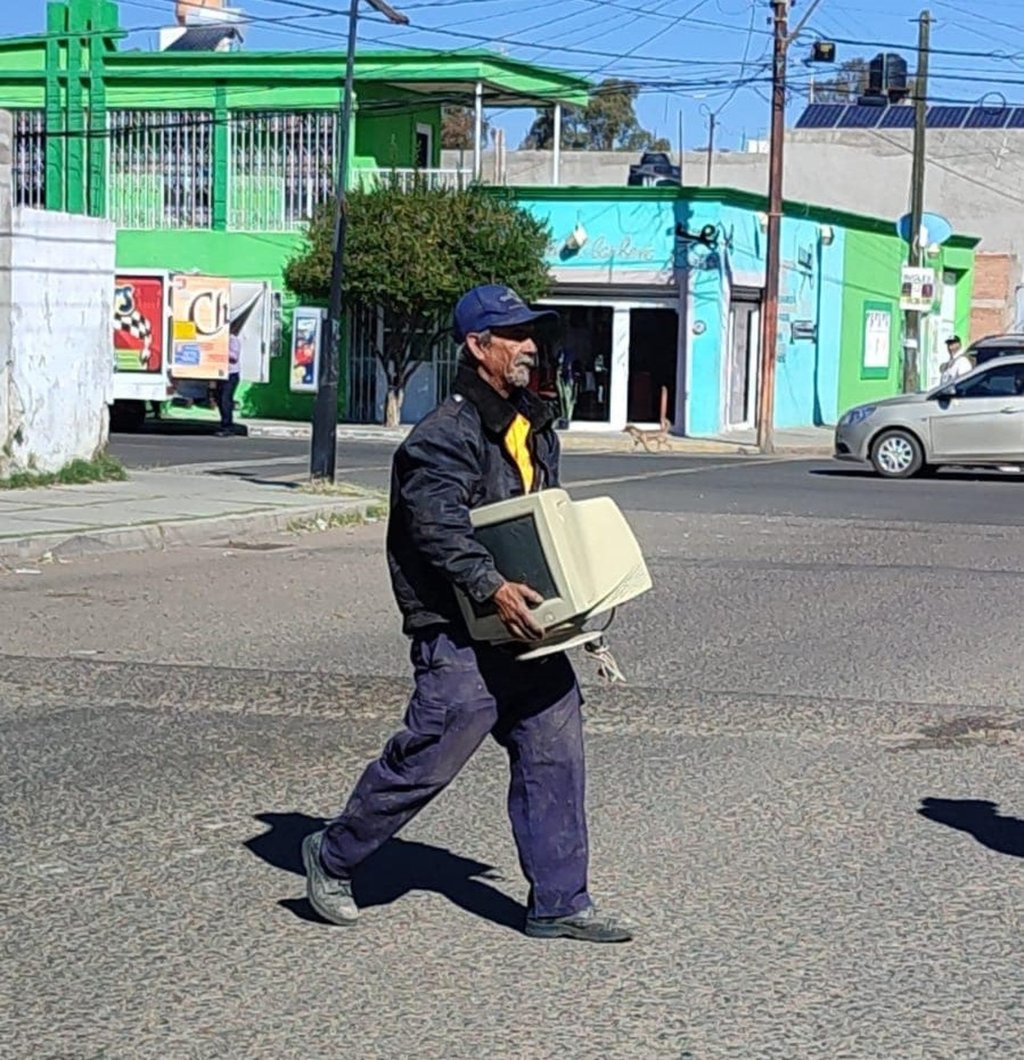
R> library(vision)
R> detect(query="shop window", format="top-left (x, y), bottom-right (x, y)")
top-left (536, 305), bottom-right (614, 424)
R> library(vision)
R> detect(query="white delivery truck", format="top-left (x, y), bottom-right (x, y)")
top-left (111, 269), bottom-right (280, 431)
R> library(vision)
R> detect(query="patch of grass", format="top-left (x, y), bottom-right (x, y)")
top-left (287, 502), bottom-right (388, 535)
top-left (0, 451), bottom-right (127, 491)
top-left (298, 478), bottom-right (383, 499)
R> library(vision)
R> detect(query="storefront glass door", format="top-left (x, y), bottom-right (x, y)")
top-left (536, 304), bottom-right (614, 423)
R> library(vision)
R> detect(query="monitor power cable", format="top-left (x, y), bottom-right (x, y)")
top-left (583, 609), bottom-right (627, 685)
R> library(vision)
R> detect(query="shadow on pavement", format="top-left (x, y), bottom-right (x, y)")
top-left (206, 469), bottom-right (301, 489)
top-left (245, 811), bottom-right (526, 931)
top-left (918, 797), bottom-right (1024, 858)
top-left (111, 419), bottom-right (247, 437)
top-left (811, 468), bottom-right (1023, 483)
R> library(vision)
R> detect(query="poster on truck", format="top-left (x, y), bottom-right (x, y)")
top-left (113, 275), bottom-right (166, 373)
top-left (170, 274), bottom-right (231, 380)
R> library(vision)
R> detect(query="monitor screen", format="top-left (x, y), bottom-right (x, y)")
top-left (470, 514), bottom-right (559, 617)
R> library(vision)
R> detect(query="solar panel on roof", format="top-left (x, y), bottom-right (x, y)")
top-left (795, 104), bottom-right (846, 129)
top-left (964, 106), bottom-right (1011, 129)
top-left (837, 103), bottom-right (884, 128)
top-left (1006, 107), bottom-right (1024, 129)
top-left (927, 105), bottom-right (969, 128)
top-left (879, 106), bottom-right (915, 128)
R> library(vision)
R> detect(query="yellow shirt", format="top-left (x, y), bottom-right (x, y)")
top-left (503, 413), bottom-right (535, 493)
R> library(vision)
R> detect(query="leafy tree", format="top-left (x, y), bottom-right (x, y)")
top-left (442, 105), bottom-right (490, 150)
top-left (812, 58), bottom-right (869, 102)
top-left (522, 78), bottom-right (671, 152)
top-left (284, 182), bottom-right (552, 426)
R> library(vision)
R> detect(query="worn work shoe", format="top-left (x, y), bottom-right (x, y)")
top-left (302, 830), bottom-right (359, 925)
top-left (524, 904), bottom-right (633, 943)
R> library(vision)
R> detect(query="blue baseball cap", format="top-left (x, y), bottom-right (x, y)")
top-left (452, 284), bottom-right (557, 343)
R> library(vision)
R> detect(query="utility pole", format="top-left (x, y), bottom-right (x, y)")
top-left (902, 9), bottom-right (931, 395)
top-left (309, 0), bottom-right (408, 482)
top-left (705, 111), bottom-right (716, 186)
top-left (678, 111), bottom-right (684, 182)
top-left (756, 0), bottom-right (821, 454)
top-left (756, 0), bottom-right (788, 454)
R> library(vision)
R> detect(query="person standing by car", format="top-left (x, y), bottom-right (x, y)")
top-left (939, 335), bottom-right (973, 386)
top-left (215, 332), bottom-right (241, 437)
top-left (301, 284), bottom-right (633, 944)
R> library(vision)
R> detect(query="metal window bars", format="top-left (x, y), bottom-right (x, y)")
top-left (107, 110), bottom-right (213, 229)
top-left (363, 167), bottom-right (473, 193)
top-left (13, 111), bottom-right (46, 209)
top-left (228, 111), bottom-right (337, 231)
top-left (346, 306), bottom-right (457, 423)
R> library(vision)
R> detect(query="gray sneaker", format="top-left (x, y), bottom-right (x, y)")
top-left (302, 829), bottom-right (359, 925)
top-left (524, 904), bottom-right (633, 943)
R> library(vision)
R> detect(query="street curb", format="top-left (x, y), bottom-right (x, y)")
top-left (246, 423), bottom-right (407, 443)
top-left (243, 421), bottom-right (832, 458)
top-left (0, 498), bottom-right (382, 565)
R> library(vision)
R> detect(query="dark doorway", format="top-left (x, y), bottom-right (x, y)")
top-left (628, 307), bottom-right (678, 423)
top-left (415, 126), bottom-right (432, 170)
top-left (725, 299), bottom-right (760, 430)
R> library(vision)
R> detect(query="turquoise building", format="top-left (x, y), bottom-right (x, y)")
top-left (505, 186), bottom-right (977, 437)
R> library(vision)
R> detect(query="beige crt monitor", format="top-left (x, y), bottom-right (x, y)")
top-left (454, 489), bottom-right (652, 660)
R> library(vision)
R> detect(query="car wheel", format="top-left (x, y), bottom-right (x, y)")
top-left (871, 429), bottom-right (924, 478)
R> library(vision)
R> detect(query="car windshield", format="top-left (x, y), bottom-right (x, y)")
top-left (974, 345), bottom-right (1024, 363)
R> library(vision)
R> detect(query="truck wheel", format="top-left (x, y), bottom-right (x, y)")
top-left (110, 400), bottom-right (146, 433)
top-left (870, 429), bottom-right (923, 479)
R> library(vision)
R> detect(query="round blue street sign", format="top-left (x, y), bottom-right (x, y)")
top-left (897, 212), bottom-right (953, 247)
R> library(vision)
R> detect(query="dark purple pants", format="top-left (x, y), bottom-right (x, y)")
top-left (320, 629), bottom-right (591, 919)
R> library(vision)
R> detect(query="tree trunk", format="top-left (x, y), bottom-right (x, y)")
top-left (384, 387), bottom-right (404, 428)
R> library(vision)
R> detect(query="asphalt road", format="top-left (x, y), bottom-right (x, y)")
top-left (111, 429), bottom-right (1024, 526)
top-left (5, 431), bottom-right (1024, 1056)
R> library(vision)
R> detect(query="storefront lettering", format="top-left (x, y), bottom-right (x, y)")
top-left (590, 235), bottom-right (657, 262)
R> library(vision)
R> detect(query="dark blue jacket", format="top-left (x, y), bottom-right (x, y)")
top-left (386, 363), bottom-right (561, 635)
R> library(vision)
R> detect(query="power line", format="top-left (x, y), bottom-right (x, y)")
top-left (21, 0), bottom-right (1024, 76)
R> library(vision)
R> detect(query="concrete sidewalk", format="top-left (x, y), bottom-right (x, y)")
top-left (0, 471), bottom-right (382, 564)
top-left (242, 418), bottom-right (834, 456)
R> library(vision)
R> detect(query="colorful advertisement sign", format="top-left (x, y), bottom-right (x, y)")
top-left (290, 307), bottom-right (325, 393)
top-left (171, 275), bottom-right (231, 380)
top-left (113, 275), bottom-right (166, 373)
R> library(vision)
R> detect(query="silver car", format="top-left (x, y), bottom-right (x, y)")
top-left (834, 354), bottom-right (1024, 478)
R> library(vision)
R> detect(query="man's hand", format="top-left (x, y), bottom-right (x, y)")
top-left (492, 581), bottom-right (545, 642)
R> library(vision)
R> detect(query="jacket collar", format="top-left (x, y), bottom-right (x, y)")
top-left (453, 363), bottom-right (554, 435)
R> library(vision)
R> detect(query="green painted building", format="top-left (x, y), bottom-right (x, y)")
top-left (0, 0), bottom-right (589, 420)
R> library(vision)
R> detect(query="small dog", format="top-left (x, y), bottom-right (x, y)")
top-left (622, 418), bottom-right (672, 453)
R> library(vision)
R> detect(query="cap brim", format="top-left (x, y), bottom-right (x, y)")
top-left (499, 306), bottom-right (559, 330)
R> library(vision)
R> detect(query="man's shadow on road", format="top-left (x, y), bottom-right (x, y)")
top-left (918, 797), bottom-right (1024, 858)
top-left (244, 812), bottom-right (526, 931)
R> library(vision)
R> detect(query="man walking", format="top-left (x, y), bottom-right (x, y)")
top-left (303, 284), bottom-right (632, 943)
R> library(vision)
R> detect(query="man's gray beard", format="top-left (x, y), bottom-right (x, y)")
top-left (506, 365), bottom-right (532, 389)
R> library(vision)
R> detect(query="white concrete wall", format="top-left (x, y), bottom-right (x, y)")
top-left (0, 111), bottom-right (13, 475)
top-left (0, 129), bottom-right (117, 476)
